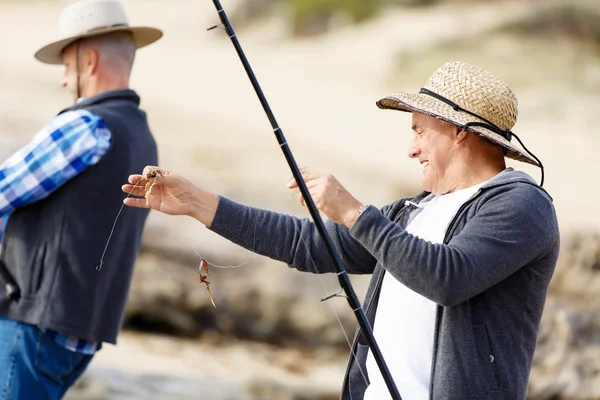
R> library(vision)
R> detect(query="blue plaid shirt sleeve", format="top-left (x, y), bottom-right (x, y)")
top-left (0, 110), bottom-right (111, 217)
top-left (0, 109), bottom-right (111, 354)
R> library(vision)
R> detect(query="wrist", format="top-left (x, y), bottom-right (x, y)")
top-left (344, 202), bottom-right (365, 230)
top-left (189, 188), bottom-right (219, 227)
top-left (358, 204), bottom-right (369, 216)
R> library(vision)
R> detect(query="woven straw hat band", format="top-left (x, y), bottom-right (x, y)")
top-left (418, 88), bottom-right (513, 142)
top-left (422, 62), bottom-right (519, 132)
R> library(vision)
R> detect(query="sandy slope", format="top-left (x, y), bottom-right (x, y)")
top-left (1, 0), bottom-right (598, 397)
top-left (64, 331), bottom-right (345, 400)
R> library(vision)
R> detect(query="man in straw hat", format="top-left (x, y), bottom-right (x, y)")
top-left (121, 61), bottom-right (559, 399)
top-left (0, 0), bottom-right (162, 398)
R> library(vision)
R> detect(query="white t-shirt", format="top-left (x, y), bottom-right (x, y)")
top-left (364, 182), bottom-right (486, 400)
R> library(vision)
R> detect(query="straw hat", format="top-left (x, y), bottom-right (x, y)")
top-left (376, 61), bottom-right (539, 166)
top-left (34, 0), bottom-right (163, 65)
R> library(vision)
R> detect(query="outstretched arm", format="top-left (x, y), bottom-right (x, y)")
top-left (208, 196), bottom-right (377, 274)
top-left (122, 167), bottom-right (378, 275)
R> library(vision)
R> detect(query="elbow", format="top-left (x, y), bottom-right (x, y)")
top-left (437, 296), bottom-right (465, 308)
top-left (431, 288), bottom-right (469, 308)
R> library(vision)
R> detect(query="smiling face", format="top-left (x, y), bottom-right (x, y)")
top-left (407, 112), bottom-right (463, 194)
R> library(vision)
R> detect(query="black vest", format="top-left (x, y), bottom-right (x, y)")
top-left (0, 90), bottom-right (157, 343)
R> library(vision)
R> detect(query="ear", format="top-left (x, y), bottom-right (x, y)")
top-left (83, 48), bottom-right (100, 75)
top-left (455, 128), bottom-right (469, 144)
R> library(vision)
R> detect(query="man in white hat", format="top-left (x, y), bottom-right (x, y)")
top-left (0, 1), bottom-right (162, 398)
top-left (121, 61), bottom-right (559, 399)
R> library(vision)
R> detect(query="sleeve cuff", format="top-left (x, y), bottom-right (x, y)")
top-left (207, 196), bottom-right (244, 239)
top-left (350, 205), bottom-right (379, 238)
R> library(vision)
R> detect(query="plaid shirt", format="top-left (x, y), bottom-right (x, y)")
top-left (0, 109), bottom-right (111, 355)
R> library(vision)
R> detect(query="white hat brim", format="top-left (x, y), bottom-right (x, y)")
top-left (376, 92), bottom-right (539, 167)
top-left (34, 26), bottom-right (163, 65)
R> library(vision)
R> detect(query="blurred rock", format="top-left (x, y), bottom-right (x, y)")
top-left (528, 233), bottom-right (600, 400)
top-left (124, 246), bottom-right (366, 349)
top-left (528, 298), bottom-right (600, 400)
top-left (65, 366), bottom-right (250, 400)
top-left (548, 231), bottom-right (600, 301)
top-left (125, 231), bottom-right (600, 400)
top-left (500, 1), bottom-right (600, 44)
top-left (245, 379), bottom-right (339, 400)
top-left (63, 332), bottom-right (346, 400)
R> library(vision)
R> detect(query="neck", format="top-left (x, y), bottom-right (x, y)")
top-left (443, 156), bottom-right (505, 194)
top-left (462, 162), bottom-right (504, 187)
top-left (84, 83), bottom-right (130, 99)
top-left (80, 71), bottom-right (130, 99)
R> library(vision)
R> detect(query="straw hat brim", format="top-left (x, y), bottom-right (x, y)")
top-left (376, 92), bottom-right (539, 166)
top-left (34, 26), bottom-right (163, 65)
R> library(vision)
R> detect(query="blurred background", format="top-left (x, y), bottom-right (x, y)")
top-left (1, 0), bottom-right (599, 399)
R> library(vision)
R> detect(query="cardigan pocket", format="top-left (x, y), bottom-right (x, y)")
top-left (473, 323), bottom-right (501, 392)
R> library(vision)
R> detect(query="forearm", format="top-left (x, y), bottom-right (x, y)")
top-left (208, 196), bottom-right (376, 274)
top-left (350, 199), bottom-right (556, 306)
top-left (188, 187), bottom-right (219, 227)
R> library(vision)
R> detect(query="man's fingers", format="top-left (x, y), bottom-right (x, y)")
top-left (121, 184), bottom-right (146, 197)
top-left (123, 197), bottom-right (150, 209)
top-left (300, 171), bottom-right (320, 182)
top-left (305, 180), bottom-right (320, 189)
top-left (128, 174), bottom-right (146, 185)
top-left (298, 188), bottom-right (321, 208)
top-left (132, 166), bottom-right (175, 188)
top-left (142, 165), bottom-right (169, 177)
top-left (287, 173), bottom-right (322, 189)
top-left (287, 179), bottom-right (298, 189)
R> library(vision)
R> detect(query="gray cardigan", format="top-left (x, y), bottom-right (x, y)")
top-left (209, 168), bottom-right (560, 399)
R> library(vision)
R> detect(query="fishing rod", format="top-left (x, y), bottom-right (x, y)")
top-left (207, 1), bottom-right (400, 398)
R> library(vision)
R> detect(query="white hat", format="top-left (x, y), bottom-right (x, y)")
top-left (34, 0), bottom-right (163, 65)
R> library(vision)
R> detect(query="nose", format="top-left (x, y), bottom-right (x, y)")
top-left (407, 140), bottom-right (420, 159)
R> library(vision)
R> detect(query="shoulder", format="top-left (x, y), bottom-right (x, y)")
top-left (39, 110), bottom-right (110, 141)
top-left (476, 178), bottom-right (559, 244)
top-left (52, 109), bottom-right (104, 128)
top-left (479, 170), bottom-right (555, 213)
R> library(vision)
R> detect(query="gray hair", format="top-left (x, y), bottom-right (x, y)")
top-left (79, 31), bottom-right (136, 72)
